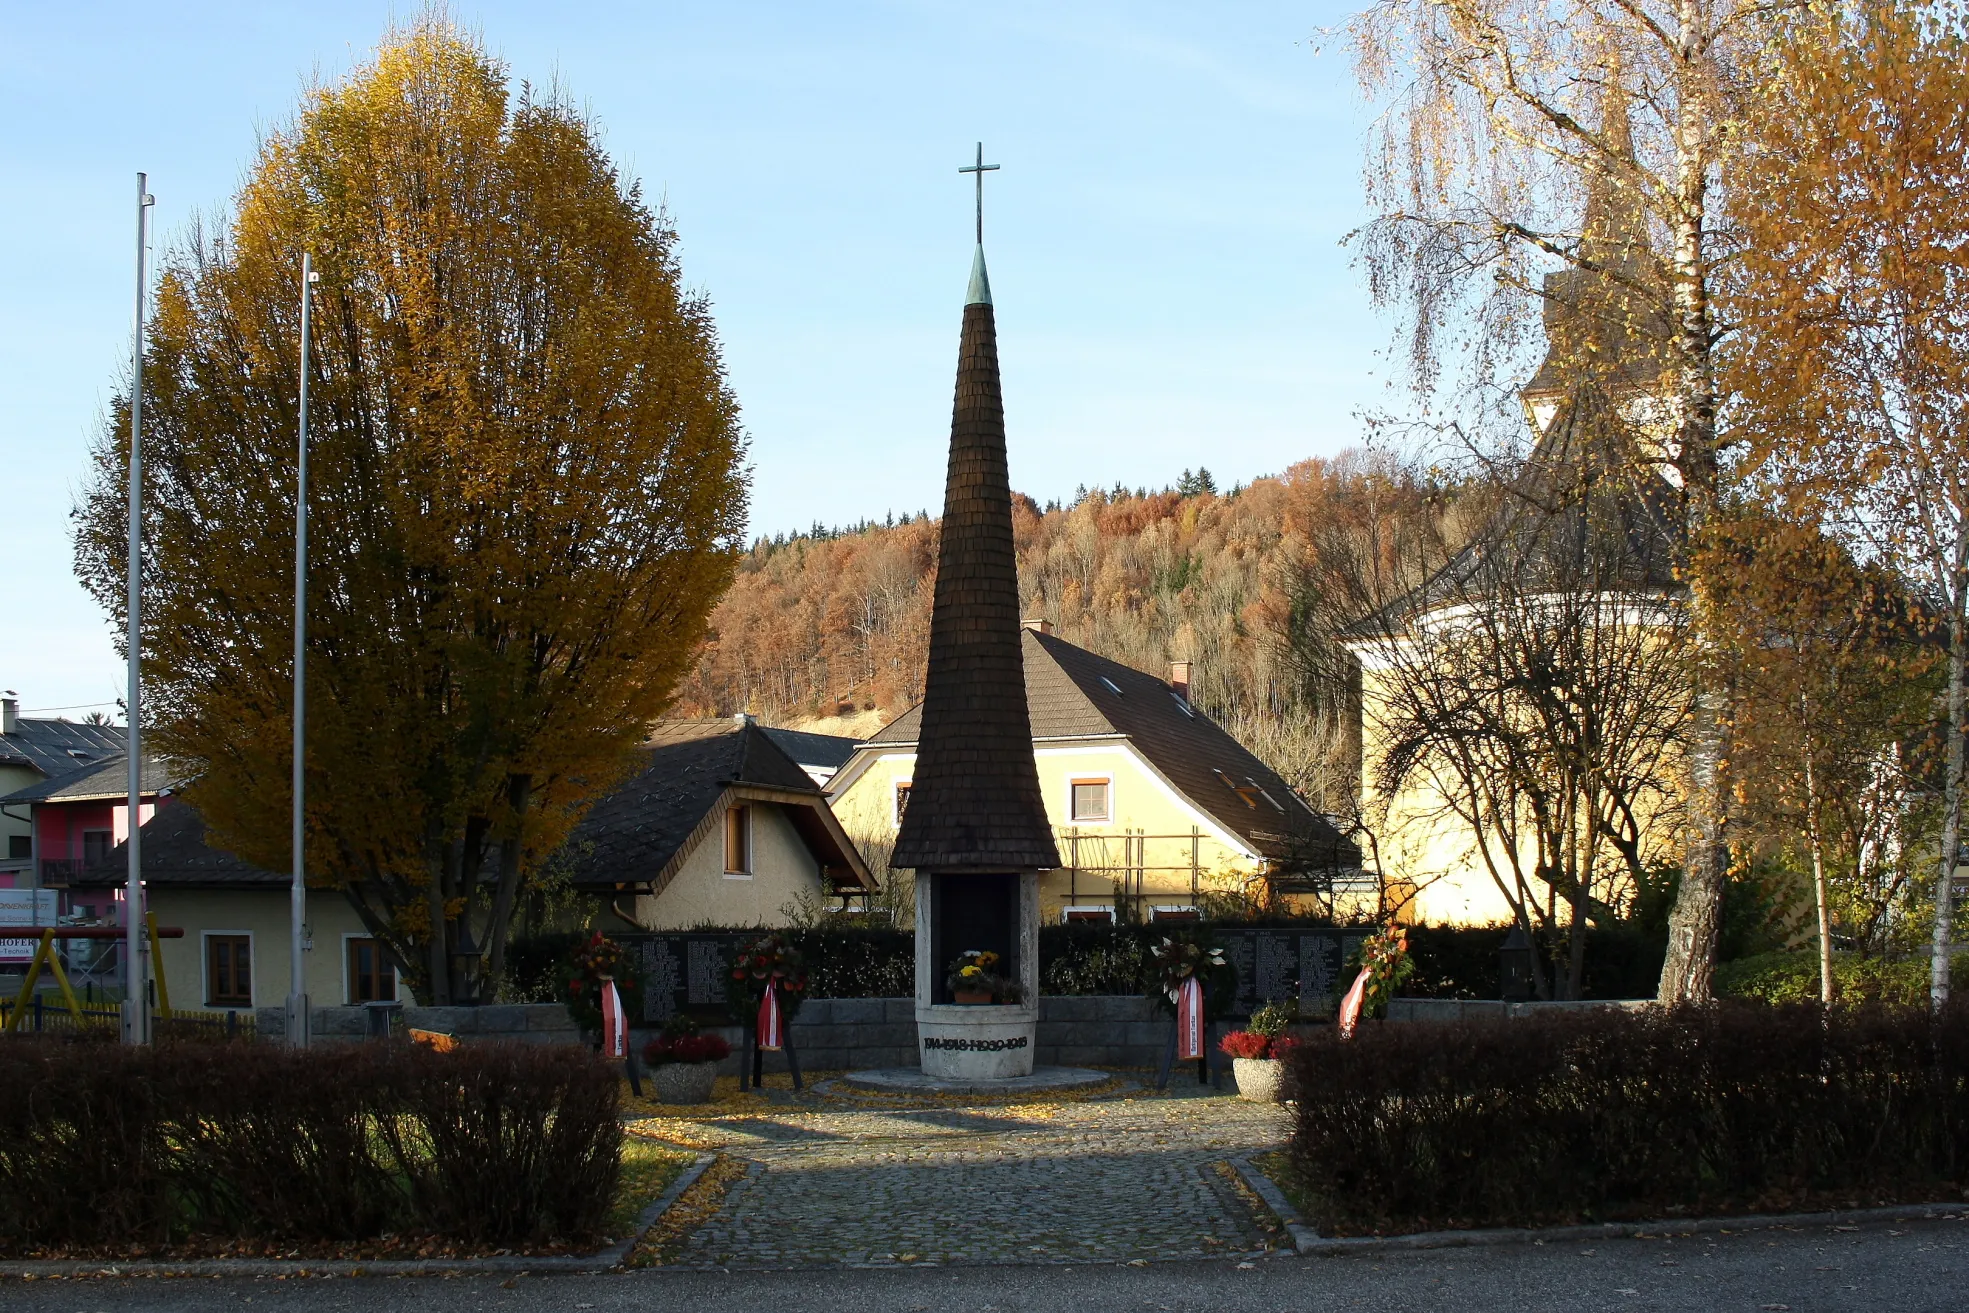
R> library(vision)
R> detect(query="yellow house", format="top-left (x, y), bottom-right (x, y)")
top-left (829, 623), bottom-right (1362, 922)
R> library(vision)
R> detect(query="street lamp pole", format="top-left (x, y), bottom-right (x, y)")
top-left (287, 251), bottom-right (317, 1049)
top-left (123, 173), bottom-right (155, 1048)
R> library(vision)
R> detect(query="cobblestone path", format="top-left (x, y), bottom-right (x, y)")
top-left (635, 1082), bottom-right (1292, 1269)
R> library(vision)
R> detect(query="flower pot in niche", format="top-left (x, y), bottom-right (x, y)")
top-left (953, 991), bottom-right (993, 1005)
top-left (1232, 1057), bottom-right (1284, 1104)
top-left (651, 1060), bottom-right (719, 1105)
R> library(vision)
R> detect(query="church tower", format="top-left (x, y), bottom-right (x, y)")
top-left (894, 147), bottom-right (1057, 1079)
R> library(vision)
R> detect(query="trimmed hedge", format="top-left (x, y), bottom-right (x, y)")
top-left (507, 921), bottom-right (1668, 1002)
top-left (0, 1038), bottom-right (620, 1252)
top-left (1285, 1003), bottom-right (1969, 1233)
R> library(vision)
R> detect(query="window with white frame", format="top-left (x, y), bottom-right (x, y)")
top-left (1069, 777), bottom-right (1111, 823)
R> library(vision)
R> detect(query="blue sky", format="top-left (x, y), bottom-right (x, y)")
top-left (0, 1), bottom-right (1384, 718)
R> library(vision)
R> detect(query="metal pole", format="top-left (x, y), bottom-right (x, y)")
top-left (288, 252), bottom-right (316, 1048)
top-left (123, 173), bottom-right (155, 1048)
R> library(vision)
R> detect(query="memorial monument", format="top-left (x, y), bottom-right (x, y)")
top-left (889, 146), bottom-right (1061, 1081)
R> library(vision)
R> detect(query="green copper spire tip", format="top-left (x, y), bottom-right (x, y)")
top-left (966, 244), bottom-right (992, 307)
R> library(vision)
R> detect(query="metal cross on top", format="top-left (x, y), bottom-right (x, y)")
top-left (959, 142), bottom-right (999, 245)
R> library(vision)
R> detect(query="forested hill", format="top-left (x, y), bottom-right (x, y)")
top-left (674, 454), bottom-right (1426, 807)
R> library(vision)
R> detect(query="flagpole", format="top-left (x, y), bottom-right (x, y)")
top-left (288, 252), bottom-right (316, 1049)
top-left (123, 173), bottom-right (155, 1047)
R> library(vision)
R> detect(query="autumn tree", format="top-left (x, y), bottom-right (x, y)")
top-left (1348, 0), bottom-right (1783, 1000)
top-left (1724, 0), bottom-right (1969, 1007)
top-left (1696, 509), bottom-right (1941, 1001)
top-left (74, 20), bottom-right (748, 1003)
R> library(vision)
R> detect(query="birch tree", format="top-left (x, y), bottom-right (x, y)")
top-left (1348, 0), bottom-right (1783, 999)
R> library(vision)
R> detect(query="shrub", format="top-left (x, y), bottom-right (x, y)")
top-left (0, 1037), bottom-right (620, 1253)
top-left (1219, 1030), bottom-right (1271, 1059)
top-left (1285, 1002), bottom-right (1969, 1233)
top-left (1716, 949), bottom-right (1965, 1006)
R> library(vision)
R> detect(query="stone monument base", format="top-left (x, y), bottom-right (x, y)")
top-left (842, 1065), bottom-right (1112, 1096)
top-left (916, 1002), bottom-right (1036, 1079)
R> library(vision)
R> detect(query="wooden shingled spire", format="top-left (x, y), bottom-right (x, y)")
top-left (891, 247), bottom-right (1060, 873)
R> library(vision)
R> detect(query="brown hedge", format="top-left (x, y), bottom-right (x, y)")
top-left (1285, 1002), bottom-right (1969, 1232)
top-left (0, 1039), bottom-right (620, 1252)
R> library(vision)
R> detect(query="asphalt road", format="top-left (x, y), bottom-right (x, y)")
top-left (7, 1214), bottom-right (1965, 1313)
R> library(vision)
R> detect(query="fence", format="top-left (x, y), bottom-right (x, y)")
top-left (1053, 828), bottom-right (1381, 919)
top-left (0, 995), bottom-right (255, 1041)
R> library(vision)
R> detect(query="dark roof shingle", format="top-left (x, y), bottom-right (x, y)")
top-left (872, 629), bottom-right (1360, 869)
top-left (889, 257), bottom-right (1060, 873)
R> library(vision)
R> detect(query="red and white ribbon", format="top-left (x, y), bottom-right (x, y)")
top-left (601, 979), bottom-right (627, 1059)
top-left (1338, 967), bottom-right (1372, 1039)
top-left (1175, 976), bottom-right (1205, 1060)
top-left (757, 980), bottom-right (784, 1051)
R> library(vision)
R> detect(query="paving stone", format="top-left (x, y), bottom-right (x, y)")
top-left (650, 1083), bottom-right (1288, 1269)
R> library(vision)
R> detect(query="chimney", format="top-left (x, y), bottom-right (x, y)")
top-left (732, 712), bottom-right (755, 727)
top-left (2, 691), bottom-right (17, 736)
top-left (1021, 618), bottom-right (1053, 635)
top-left (1168, 662), bottom-right (1192, 702)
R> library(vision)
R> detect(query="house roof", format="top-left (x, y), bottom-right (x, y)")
top-left (868, 628), bottom-right (1361, 870)
top-left (0, 716), bottom-right (125, 779)
top-left (73, 799), bottom-right (282, 888)
top-left (762, 727), bottom-right (862, 775)
top-left (890, 245), bottom-right (1060, 873)
top-left (76, 722), bottom-right (874, 896)
top-left (0, 753), bottom-right (176, 805)
top-left (558, 720), bottom-right (873, 894)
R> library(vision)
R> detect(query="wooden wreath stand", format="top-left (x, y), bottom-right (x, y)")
top-left (1153, 980), bottom-right (1219, 1091)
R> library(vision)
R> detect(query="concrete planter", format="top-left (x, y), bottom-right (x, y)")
top-left (650, 1060), bottom-right (720, 1104)
top-left (916, 1003), bottom-right (1037, 1079)
top-left (1233, 1056), bottom-right (1284, 1103)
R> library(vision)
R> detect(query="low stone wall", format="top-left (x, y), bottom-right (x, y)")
top-left (256, 996), bottom-right (1185, 1072)
top-left (724, 995), bottom-right (1177, 1077)
top-left (1386, 998), bottom-right (1652, 1024)
top-left (255, 1003), bottom-right (582, 1044)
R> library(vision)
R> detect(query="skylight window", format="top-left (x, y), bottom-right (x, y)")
top-left (1099, 677), bottom-right (1123, 696)
top-left (1170, 693), bottom-right (1194, 718)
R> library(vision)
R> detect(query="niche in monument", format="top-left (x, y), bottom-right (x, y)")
top-left (928, 873), bottom-right (1019, 1003)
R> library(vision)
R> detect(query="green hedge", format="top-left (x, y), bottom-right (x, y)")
top-left (0, 1038), bottom-right (620, 1252)
top-left (1717, 949), bottom-right (1964, 1006)
top-left (1286, 1002), bottom-right (1969, 1233)
top-left (506, 921), bottom-right (1668, 1003)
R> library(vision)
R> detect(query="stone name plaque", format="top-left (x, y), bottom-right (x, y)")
top-left (624, 933), bottom-right (742, 1022)
top-left (1216, 929), bottom-right (1366, 1017)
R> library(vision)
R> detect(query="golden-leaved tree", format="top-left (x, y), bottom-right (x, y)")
top-left (1725, 0), bottom-right (1969, 1008)
top-left (73, 20), bottom-right (748, 1003)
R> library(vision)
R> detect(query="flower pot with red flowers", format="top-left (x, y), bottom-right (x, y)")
top-left (643, 1017), bottom-right (733, 1104)
top-left (1219, 1000), bottom-right (1299, 1103)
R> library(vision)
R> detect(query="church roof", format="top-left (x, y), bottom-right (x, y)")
top-left (890, 246), bottom-right (1060, 873)
top-left (870, 628), bottom-right (1361, 870)
top-left (1352, 83), bottom-right (1683, 640)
